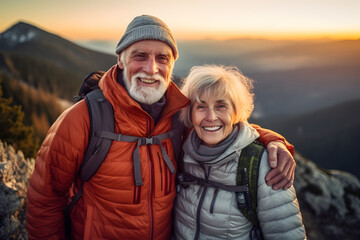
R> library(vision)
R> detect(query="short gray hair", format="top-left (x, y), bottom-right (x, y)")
top-left (180, 65), bottom-right (254, 127)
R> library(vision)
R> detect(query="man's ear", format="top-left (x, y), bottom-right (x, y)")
top-left (117, 54), bottom-right (124, 69)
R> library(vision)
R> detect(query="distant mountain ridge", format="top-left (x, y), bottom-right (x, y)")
top-left (0, 21), bottom-right (40, 49)
top-left (0, 21), bottom-right (116, 147)
top-left (0, 21), bottom-right (116, 71)
top-left (0, 21), bottom-right (116, 99)
top-left (254, 98), bottom-right (360, 178)
top-left (174, 38), bottom-right (360, 118)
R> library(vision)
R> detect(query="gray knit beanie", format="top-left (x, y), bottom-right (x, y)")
top-left (115, 15), bottom-right (178, 60)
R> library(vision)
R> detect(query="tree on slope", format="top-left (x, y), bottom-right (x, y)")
top-left (0, 77), bottom-right (39, 158)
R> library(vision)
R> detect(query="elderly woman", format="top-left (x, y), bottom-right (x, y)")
top-left (173, 65), bottom-right (306, 240)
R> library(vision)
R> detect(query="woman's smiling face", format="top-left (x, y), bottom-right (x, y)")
top-left (191, 92), bottom-right (235, 147)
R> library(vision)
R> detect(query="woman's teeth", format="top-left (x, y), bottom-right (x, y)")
top-left (203, 126), bottom-right (221, 131)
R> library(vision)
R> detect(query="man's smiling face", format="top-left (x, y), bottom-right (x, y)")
top-left (118, 40), bottom-right (174, 104)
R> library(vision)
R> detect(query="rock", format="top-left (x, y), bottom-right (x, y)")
top-left (0, 140), bottom-right (35, 240)
top-left (294, 153), bottom-right (360, 239)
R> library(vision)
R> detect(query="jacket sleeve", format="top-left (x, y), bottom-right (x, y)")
top-left (26, 101), bottom-right (89, 239)
top-left (257, 151), bottom-right (307, 240)
top-left (251, 124), bottom-right (295, 155)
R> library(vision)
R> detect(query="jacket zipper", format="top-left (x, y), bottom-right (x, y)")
top-left (147, 120), bottom-right (154, 240)
top-left (194, 166), bottom-right (211, 240)
top-left (146, 107), bottom-right (181, 239)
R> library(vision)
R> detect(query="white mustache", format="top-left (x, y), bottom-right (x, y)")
top-left (133, 72), bottom-right (164, 82)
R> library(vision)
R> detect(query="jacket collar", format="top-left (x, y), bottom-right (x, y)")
top-left (99, 64), bottom-right (190, 125)
top-left (184, 122), bottom-right (260, 166)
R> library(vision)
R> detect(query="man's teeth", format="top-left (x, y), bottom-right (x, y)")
top-left (140, 78), bottom-right (156, 83)
top-left (203, 126), bottom-right (221, 131)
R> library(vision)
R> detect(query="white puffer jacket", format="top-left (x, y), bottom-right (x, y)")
top-left (173, 122), bottom-right (306, 240)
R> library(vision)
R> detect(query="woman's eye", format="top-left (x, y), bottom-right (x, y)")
top-left (195, 104), bottom-right (206, 110)
top-left (217, 104), bottom-right (227, 109)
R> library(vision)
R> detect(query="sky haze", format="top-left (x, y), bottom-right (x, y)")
top-left (1, 0), bottom-right (359, 41)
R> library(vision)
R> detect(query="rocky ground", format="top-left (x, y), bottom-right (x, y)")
top-left (0, 140), bottom-right (34, 239)
top-left (294, 153), bottom-right (360, 239)
top-left (1, 139), bottom-right (360, 239)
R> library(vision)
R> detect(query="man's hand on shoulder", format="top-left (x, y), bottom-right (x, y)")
top-left (265, 141), bottom-right (296, 190)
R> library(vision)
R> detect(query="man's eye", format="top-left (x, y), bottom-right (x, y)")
top-left (134, 54), bottom-right (146, 59)
top-left (157, 55), bottom-right (169, 63)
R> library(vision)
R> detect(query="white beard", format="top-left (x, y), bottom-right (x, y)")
top-left (122, 68), bottom-right (169, 104)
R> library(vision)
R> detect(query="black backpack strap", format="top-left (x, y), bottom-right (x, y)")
top-left (177, 170), bottom-right (250, 216)
top-left (64, 89), bottom-right (114, 237)
top-left (236, 141), bottom-right (265, 239)
top-left (80, 89), bottom-right (114, 181)
top-left (170, 111), bottom-right (185, 164)
top-left (178, 172), bottom-right (248, 193)
top-left (97, 130), bottom-right (176, 186)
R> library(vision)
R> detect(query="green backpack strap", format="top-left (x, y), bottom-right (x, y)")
top-left (236, 141), bottom-right (265, 227)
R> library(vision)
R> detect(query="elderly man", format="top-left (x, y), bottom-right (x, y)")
top-left (26, 15), bottom-right (295, 239)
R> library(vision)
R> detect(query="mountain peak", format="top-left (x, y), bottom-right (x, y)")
top-left (0, 21), bottom-right (44, 49)
top-left (9, 21), bottom-right (37, 29)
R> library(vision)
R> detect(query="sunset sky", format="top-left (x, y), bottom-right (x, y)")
top-left (1, 0), bottom-right (359, 41)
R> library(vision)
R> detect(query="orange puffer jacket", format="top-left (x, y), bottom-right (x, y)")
top-left (27, 65), bottom-right (190, 240)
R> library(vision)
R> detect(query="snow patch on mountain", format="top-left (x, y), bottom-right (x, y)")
top-left (0, 22), bottom-right (39, 49)
top-left (1, 30), bottom-right (36, 44)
